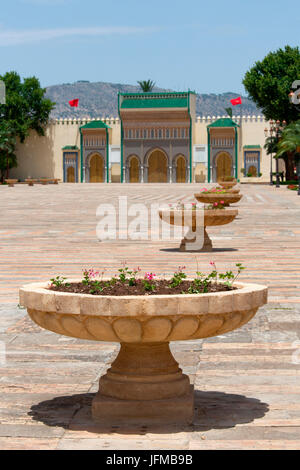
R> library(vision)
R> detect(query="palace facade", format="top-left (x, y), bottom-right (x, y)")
top-left (119, 92), bottom-right (195, 183)
top-left (11, 91), bottom-right (284, 183)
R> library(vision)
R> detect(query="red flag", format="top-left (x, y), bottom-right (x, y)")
top-left (69, 99), bottom-right (79, 107)
top-left (230, 97), bottom-right (242, 106)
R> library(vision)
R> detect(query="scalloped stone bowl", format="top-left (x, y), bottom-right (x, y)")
top-left (194, 192), bottom-right (243, 206)
top-left (159, 209), bottom-right (238, 252)
top-left (226, 188), bottom-right (240, 193)
top-left (20, 280), bottom-right (268, 425)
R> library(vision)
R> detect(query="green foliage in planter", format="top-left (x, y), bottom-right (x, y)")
top-left (279, 180), bottom-right (298, 185)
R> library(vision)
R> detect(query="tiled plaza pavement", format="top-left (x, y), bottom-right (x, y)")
top-left (0, 183), bottom-right (300, 450)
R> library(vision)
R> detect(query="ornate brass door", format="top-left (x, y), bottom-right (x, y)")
top-left (90, 154), bottom-right (104, 183)
top-left (129, 157), bottom-right (139, 183)
top-left (67, 166), bottom-right (75, 183)
top-left (216, 152), bottom-right (232, 181)
top-left (148, 150), bottom-right (167, 183)
top-left (248, 165), bottom-right (257, 176)
top-left (176, 156), bottom-right (186, 183)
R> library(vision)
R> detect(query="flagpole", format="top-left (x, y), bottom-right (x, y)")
top-left (239, 101), bottom-right (243, 151)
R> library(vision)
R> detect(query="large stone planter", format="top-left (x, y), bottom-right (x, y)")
top-left (20, 281), bottom-right (267, 425)
top-left (194, 192), bottom-right (243, 207)
top-left (159, 209), bottom-right (238, 252)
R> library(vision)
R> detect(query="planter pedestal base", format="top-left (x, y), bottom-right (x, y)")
top-left (92, 342), bottom-right (194, 425)
top-left (92, 387), bottom-right (194, 425)
top-left (179, 228), bottom-right (213, 252)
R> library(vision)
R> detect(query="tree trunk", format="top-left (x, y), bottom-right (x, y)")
top-left (284, 153), bottom-right (296, 181)
top-left (6, 152), bottom-right (9, 180)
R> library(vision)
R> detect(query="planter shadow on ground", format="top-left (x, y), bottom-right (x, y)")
top-left (160, 248), bottom-right (238, 253)
top-left (28, 390), bottom-right (269, 435)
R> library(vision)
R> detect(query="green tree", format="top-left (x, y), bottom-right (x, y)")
top-left (137, 80), bottom-right (156, 92)
top-left (0, 122), bottom-right (17, 183)
top-left (243, 46), bottom-right (300, 179)
top-left (0, 72), bottom-right (55, 179)
top-left (243, 46), bottom-right (300, 124)
top-left (0, 72), bottom-right (55, 142)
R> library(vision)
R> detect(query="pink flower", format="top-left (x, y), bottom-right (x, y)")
top-left (89, 269), bottom-right (99, 278)
top-left (144, 272), bottom-right (156, 281)
top-left (214, 202), bottom-right (218, 206)
top-left (220, 200), bottom-right (224, 204)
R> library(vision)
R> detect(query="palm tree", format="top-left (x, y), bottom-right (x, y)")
top-left (137, 80), bottom-right (156, 92)
top-left (276, 120), bottom-right (300, 156)
top-left (276, 120), bottom-right (300, 180)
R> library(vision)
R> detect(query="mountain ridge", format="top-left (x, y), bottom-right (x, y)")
top-left (45, 81), bottom-right (261, 118)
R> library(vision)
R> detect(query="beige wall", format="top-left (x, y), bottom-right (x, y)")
top-left (194, 115), bottom-right (270, 182)
top-left (11, 115), bottom-right (273, 182)
top-left (13, 120), bottom-right (81, 181)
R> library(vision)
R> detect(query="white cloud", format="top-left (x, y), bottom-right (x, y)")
top-left (0, 26), bottom-right (158, 46)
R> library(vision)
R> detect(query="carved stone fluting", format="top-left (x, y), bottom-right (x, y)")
top-left (27, 308), bottom-right (260, 342)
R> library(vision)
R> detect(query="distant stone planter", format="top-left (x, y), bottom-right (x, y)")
top-left (5, 179), bottom-right (18, 187)
top-left (225, 188), bottom-right (240, 194)
top-left (215, 187), bottom-right (240, 194)
top-left (39, 178), bottom-right (50, 185)
top-left (194, 192), bottom-right (243, 207)
top-left (20, 280), bottom-right (268, 426)
top-left (159, 208), bottom-right (238, 252)
top-left (39, 178), bottom-right (60, 185)
top-left (25, 179), bottom-right (38, 186)
top-left (218, 179), bottom-right (238, 190)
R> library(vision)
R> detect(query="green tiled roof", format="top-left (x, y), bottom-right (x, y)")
top-left (207, 118), bottom-right (239, 128)
top-left (80, 120), bottom-right (111, 130)
top-left (243, 145), bottom-right (261, 149)
top-left (120, 92), bottom-right (191, 110)
top-left (62, 145), bottom-right (79, 150)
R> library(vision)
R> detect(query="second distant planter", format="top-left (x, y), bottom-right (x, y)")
top-left (218, 180), bottom-right (237, 190)
top-left (159, 208), bottom-right (238, 252)
top-left (194, 192), bottom-right (243, 207)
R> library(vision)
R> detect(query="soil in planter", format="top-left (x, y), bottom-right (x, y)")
top-left (49, 280), bottom-right (236, 296)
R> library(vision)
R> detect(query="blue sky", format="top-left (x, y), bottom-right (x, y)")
top-left (0, 0), bottom-right (299, 94)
